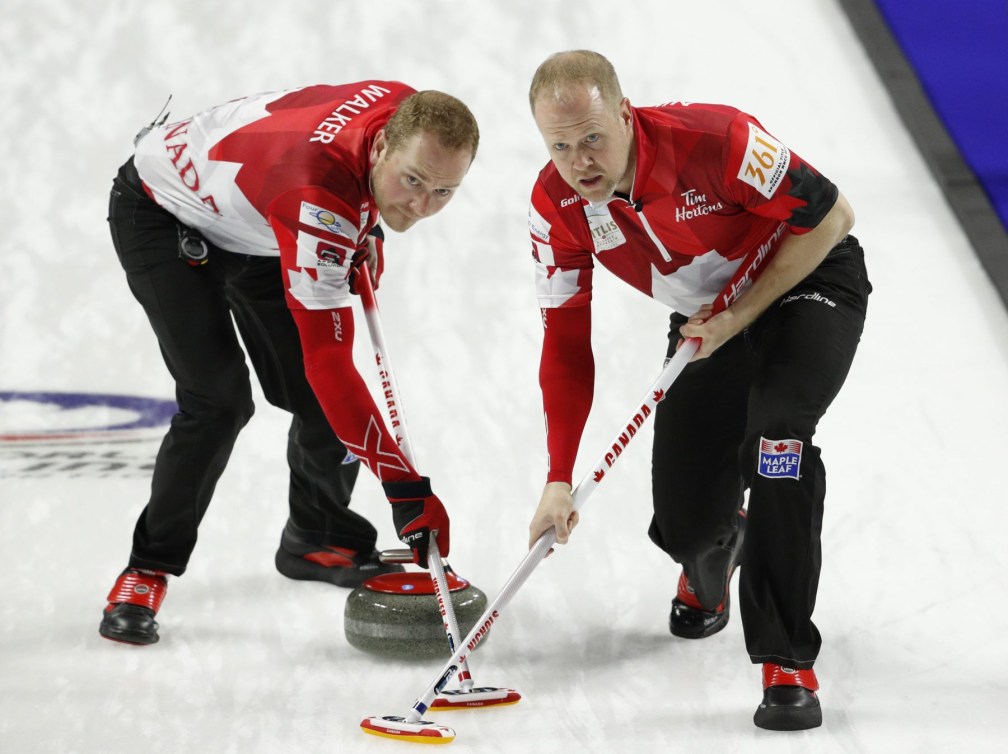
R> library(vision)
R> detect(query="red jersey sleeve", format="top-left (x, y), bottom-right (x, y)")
top-left (540, 305), bottom-right (594, 484)
top-left (529, 179), bottom-right (595, 310)
top-left (269, 184), bottom-right (374, 311)
top-left (529, 177), bottom-right (596, 484)
top-left (268, 187), bottom-right (417, 484)
top-left (288, 306), bottom-right (418, 483)
top-left (723, 113), bottom-right (838, 233)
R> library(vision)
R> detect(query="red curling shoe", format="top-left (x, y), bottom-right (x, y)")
top-left (753, 663), bottom-right (822, 730)
top-left (99, 568), bottom-right (168, 645)
top-left (274, 523), bottom-right (403, 588)
top-left (669, 510), bottom-right (746, 639)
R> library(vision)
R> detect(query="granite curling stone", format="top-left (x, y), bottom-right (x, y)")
top-left (344, 570), bottom-right (488, 659)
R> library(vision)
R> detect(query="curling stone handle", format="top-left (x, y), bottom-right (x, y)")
top-left (380, 548), bottom-right (451, 567)
top-left (378, 548), bottom-right (420, 564)
top-left (378, 548), bottom-right (414, 564)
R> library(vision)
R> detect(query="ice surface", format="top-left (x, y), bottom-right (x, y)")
top-left (2, 1), bottom-right (1006, 752)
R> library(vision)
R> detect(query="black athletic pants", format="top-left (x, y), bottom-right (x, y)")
top-left (107, 158), bottom-right (377, 576)
top-left (649, 236), bottom-right (871, 668)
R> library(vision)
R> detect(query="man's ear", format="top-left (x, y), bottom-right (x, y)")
top-left (370, 129), bottom-right (387, 165)
top-left (619, 98), bottom-right (633, 130)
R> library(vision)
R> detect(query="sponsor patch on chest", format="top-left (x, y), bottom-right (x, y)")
top-left (757, 437), bottom-right (802, 480)
top-left (675, 188), bottom-right (724, 222)
top-left (583, 202), bottom-right (626, 252)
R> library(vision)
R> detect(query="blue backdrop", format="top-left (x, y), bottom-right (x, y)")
top-left (875, 0), bottom-right (1008, 231)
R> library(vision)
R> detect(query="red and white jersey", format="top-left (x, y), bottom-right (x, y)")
top-left (134, 82), bottom-right (422, 484)
top-left (528, 102), bottom-right (838, 317)
top-left (529, 102), bottom-right (839, 484)
top-left (134, 81), bottom-right (412, 310)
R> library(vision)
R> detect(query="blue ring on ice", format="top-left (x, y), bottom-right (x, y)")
top-left (0, 391), bottom-right (177, 437)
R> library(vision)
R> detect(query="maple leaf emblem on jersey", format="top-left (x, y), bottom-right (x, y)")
top-left (593, 469), bottom-right (605, 482)
top-left (653, 389), bottom-right (665, 402)
top-left (775, 441), bottom-right (788, 453)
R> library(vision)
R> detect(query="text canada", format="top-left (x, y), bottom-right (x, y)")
top-left (602, 403), bottom-right (652, 467)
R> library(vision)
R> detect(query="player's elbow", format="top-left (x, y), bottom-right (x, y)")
top-left (831, 191), bottom-right (855, 237)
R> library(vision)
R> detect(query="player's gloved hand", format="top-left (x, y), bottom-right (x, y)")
top-left (382, 476), bottom-right (450, 566)
top-left (348, 225), bottom-right (385, 294)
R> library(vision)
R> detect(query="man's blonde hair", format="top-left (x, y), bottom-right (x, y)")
top-left (384, 90), bottom-right (479, 161)
top-left (528, 50), bottom-right (624, 113)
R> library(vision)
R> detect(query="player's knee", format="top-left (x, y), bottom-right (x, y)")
top-left (649, 505), bottom-right (726, 562)
top-left (179, 387), bottom-right (255, 435)
top-left (220, 398), bottom-right (255, 432)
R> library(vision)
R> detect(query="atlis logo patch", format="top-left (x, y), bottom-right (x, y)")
top-left (757, 437), bottom-right (802, 480)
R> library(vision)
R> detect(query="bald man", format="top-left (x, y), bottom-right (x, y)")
top-left (525, 50), bottom-right (870, 731)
